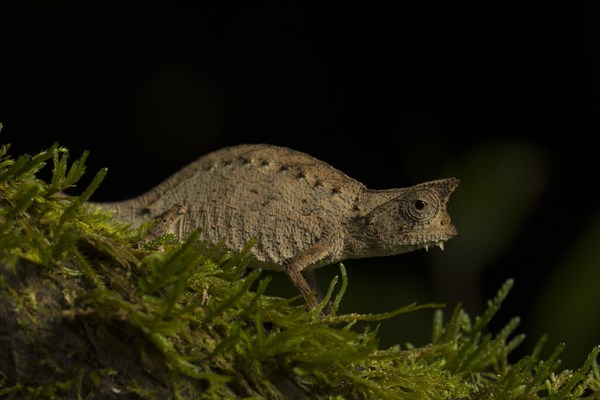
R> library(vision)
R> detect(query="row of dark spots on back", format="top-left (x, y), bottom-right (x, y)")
top-left (200, 155), bottom-right (344, 196)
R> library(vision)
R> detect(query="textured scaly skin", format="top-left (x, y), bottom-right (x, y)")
top-left (92, 144), bottom-right (459, 305)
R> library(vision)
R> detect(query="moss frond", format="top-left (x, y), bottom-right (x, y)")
top-left (1, 140), bottom-right (598, 399)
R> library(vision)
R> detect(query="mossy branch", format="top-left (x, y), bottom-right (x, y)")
top-left (1, 139), bottom-right (598, 399)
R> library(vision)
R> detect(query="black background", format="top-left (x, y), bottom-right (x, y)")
top-left (0, 2), bottom-right (596, 368)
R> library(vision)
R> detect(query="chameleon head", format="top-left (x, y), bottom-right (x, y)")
top-left (362, 178), bottom-right (459, 256)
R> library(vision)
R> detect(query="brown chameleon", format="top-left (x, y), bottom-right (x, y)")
top-left (93, 144), bottom-right (459, 307)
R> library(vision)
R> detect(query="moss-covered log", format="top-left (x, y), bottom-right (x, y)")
top-left (1, 135), bottom-right (598, 399)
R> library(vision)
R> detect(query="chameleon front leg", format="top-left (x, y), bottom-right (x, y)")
top-left (283, 233), bottom-right (340, 308)
top-left (283, 267), bottom-right (319, 308)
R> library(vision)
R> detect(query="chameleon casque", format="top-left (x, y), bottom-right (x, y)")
top-left (94, 144), bottom-right (459, 306)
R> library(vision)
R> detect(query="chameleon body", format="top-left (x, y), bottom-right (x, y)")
top-left (94, 144), bottom-right (459, 305)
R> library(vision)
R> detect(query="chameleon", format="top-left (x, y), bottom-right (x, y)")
top-left (92, 144), bottom-right (459, 307)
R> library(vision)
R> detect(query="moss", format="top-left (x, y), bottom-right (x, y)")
top-left (0, 131), bottom-right (598, 399)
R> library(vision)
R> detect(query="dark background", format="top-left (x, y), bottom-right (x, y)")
top-left (1, 2), bottom-right (596, 368)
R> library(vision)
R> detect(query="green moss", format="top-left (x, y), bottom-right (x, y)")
top-left (0, 132), bottom-right (598, 399)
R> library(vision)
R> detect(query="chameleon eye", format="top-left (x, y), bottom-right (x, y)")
top-left (414, 200), bottom-right (426, 210)
top-left (402, 190), bottom-right (439, 222)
